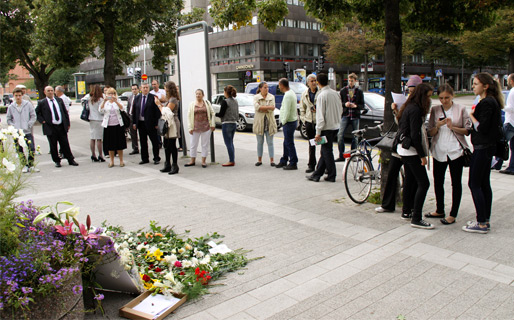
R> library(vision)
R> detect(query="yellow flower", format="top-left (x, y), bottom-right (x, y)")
top-left (153, 249), bottom-right (163, 261)
top-left (185, 244), bottom-right (192, 250)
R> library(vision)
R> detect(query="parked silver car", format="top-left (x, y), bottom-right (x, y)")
top-left (211, 93), bottom-right (281, 132)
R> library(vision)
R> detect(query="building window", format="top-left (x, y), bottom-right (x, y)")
top-left (300, 21), bottom-right (306, 29)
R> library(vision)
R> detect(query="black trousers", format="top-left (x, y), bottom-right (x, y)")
top-left (402, 155), bottom-right (430, 222)
top-left (129, 119), bottom-right (139, 151)
top-left (433, 156), bottom-right (464, 218)
top-left (312, 129), bottom-right (337, 180)
top-left (138, 121), bottom-right (161, 162)
top-left (305, 121), bottom-right (317, 169)
top-left (381, 156), bottom-right (404, 212)
top-left (468, 146), bottom-right (495, 223)
top-left (47, 124), bottom-right (74, 163)
top-left (164, 138), bottom-right (178, 165)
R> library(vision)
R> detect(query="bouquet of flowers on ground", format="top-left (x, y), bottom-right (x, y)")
top-left (104, 221), bottom-right (252, 300)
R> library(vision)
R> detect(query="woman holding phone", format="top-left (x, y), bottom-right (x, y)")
top-left (426, 84), bottom-right (472, 225)
top-left (99, 88), bottom-right (127, 167)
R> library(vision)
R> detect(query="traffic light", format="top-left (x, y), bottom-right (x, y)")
top-left (318, 56), bottom-right (325, 71)
top-left (135, 68), bottom-right (141, 80)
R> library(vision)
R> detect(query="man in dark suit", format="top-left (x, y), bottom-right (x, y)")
top-left (127, 83), bottom-right (140, 155)
top-left (132, 82), bottom-right (161, 164)
top-left (35, 86), bottom-right (78, 167)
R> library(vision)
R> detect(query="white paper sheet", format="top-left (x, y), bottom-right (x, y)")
top-left (392, 93), bottom-right (407, 109)
top-left (209, 244), bottom-right (232, 254)
top-left (132, 294), bottom-right (181, 319)
top-left (309, 136), bottom-right (327, 146)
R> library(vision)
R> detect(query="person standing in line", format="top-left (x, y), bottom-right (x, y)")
top-left (7, 87), bottom-right (38, 173)
top-left (335, 73), bottom-right (364, 162)
top-left (99, 88), bottom-right (127, 167)
top-left (306, 73), bottom-right (342, 182)
top-left (492, 73), bottom-right (514, 174)
top-left (276, 78), bottom-right (298, 170)
top-left (156, 81), bottom-right (181, 175)
top-left (131, 82), bottom-right (161, 165)
top-left (127, 84), bottom-right (140, 155)
top-left (151, 80), bottom-right (167, 103)
top-left (375, 75), bottom-right (422, 214)
top-left (426, 84), bottom-right (471, 225)
top-left (87, 84), bottom-right (105, 162)
top-left (185, 89), bottom-right (215, 168)
top-left (55, 86), bottom-right (72, 112)
top-left (35, 86), bottom-right (79, 167)
top-left (300, 74), bottom-right (319, 173)
top-left (463, 73), bottom-right (504, 234)
top-left (215, 85), bottom-right (239, 167)
top-left (253, 82), bottom-right (277, 166)
top-left (395, 83), bottom-right (433, 229)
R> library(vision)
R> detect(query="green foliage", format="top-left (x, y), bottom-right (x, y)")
top-left (367, 191), bottom-right (382, 205)
top-left (257, 0), bottom-right (289, 32)
top-left (48, 67), bottom-right (78, 87)
top-left (209, 0), bottom-right (257, 30)
top-left (23, 79), bottom-right (36, 90)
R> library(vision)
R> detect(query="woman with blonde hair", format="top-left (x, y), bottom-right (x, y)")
top-left (185, 89), bottom-right (215, 168)
top-left (253, 82), bottom-right (277, 166)
top-left (99, 88), bottom-right (127, 167)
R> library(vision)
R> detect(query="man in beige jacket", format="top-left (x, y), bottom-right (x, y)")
top-left (300, 74), bottom-right (319, 173)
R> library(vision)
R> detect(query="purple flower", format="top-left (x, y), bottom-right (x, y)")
top-left (94, 294), bottom-right (104, 301)
top-left (21, 287), bottom-right (32, 294)
top-left (72, 285), bottom-right (82, 295)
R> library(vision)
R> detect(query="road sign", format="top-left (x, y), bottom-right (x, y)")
top-left (245, 70), bottom-right (252, 78)
top-left (436, 69), bottom-right (443, 77)
top-left (141, 74), bottom-right (148, 81)
top-left (256, 75), bottom-right (261, 82)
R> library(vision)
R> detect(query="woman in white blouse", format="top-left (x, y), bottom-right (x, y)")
top-left (426, 84), bottom-right (472, 225)
top-left (99, 88), bottom-right (127, 167)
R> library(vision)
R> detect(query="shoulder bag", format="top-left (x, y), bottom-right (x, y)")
top-left (495, 124), bottom-right (509, 161)
top-left (80, 100), bottom-right (90, 122)
top-left (441, 105), bottom-right (472, 167)
top-left (120, 110), bottom-right (131, 129)
top-left (158, 118), bottom-right (169, 136)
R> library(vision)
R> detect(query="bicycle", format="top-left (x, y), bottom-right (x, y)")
top-left (342, 124), bottom-right (385, 204)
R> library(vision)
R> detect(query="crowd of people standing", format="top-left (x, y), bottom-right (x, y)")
top-left (3, 72), bottom-right (512, 235)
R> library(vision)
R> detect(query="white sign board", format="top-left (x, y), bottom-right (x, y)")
top-left (177, 24), bottom-right (211, 153)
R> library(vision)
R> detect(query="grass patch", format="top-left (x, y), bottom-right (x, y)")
top-left (367, 191), bottom-right (381, 205)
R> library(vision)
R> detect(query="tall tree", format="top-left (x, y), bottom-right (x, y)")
top-left (0, 0), bottom-right (92, 94)
top-left (324, 20), bottom-right (383, 91)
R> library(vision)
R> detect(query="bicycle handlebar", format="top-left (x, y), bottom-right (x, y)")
top-left (351, 124), bottom-right (383, 136)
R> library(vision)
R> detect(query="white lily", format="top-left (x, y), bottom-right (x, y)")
top-left (2, 158), bottom-right (16, 172)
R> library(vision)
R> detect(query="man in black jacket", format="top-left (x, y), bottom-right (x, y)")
top-left (35, 86), bottom-right (78, 167)
top-left (132, 82), bottom-right (161, 164)
top-left (335, 73), bottom-right (364, 161)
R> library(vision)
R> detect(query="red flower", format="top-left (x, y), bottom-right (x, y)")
top-left (154, 267), bottom-right (162, 272)
top-left (195, 268), bottom-right (200, 275)
top-left (142, 274), bottom-right (151, 282)
top-left (149, 264), bottom-right (154, 269)
top-left (180, 271), bottom-right (185, 275)
top-left (174, 261), bottom-right (182, 268)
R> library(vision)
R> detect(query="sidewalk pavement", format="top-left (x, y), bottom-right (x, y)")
top-left (5, 97), bottom-right (514, 319)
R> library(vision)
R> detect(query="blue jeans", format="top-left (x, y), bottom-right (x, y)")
top-left (256, 130), bottom-right (274, 158)
top-left (492, 123), bottom-right (514, 171)
top-left (337, 117), bottom-right (359, 158)
top-left (222, 123), bottom-right (237, 162)
top-left (469, 146), bottom-right (495, 223)
top-left (280, 120), bottom-right (298, 165)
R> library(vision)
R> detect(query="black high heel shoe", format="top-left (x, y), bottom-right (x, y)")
top-left (91, 155), bottom-right (99, 162)
top-left (98, 157), bottom-right (106, 162)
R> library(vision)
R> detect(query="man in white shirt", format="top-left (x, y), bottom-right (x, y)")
top-left (499, 73), bottom-right (514, 175)
top-left (151, 80), bottom-right (167, 103)
top-left (306, 73), bottom-right (343, 182)
top-left (55, 86), bottom-right (72, 112)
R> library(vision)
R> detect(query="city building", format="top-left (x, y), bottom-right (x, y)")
top-left (1, 64), bottom-right (37, 97)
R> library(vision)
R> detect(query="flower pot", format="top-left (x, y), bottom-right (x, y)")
top-left (0, 268), bottom-right (85, 320)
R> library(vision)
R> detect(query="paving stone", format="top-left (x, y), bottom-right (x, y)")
top-left (246, 294), bottom-right (298, 319)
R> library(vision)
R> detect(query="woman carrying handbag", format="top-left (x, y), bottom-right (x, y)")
top-left (426, 84), bottom-right (472, 225)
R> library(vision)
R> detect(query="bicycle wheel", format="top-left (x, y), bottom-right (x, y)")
top-left (344, 154), bottom-right (373, 204)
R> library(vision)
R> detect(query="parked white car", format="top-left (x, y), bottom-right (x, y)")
top-left (211, 93), bottom-right (281, 132)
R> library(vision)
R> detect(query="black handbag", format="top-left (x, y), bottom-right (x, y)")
top-left (496, 124), bottom-right (509, 161)
top-left (80, 101), bottom-right (90, 122)
top-left (158, 118), bottom-right (169, 136)
top-left (120, 110), bottom-right (131, 129)
top-left (376, 131), bottom-right (396, 151)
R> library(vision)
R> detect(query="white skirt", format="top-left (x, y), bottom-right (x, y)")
top-left (89, 120), bottom-right (103, 140)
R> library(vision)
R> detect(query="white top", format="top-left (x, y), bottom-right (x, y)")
top-left (431, 105), bottom-right (462, 162)
top-left (397, 144), bottom-right (417, 156)
top-left (59, 94), bottom-right (72, 112)
top-left (47, 97), bottom-right (62, 125)
top-left (152, 89), bottom-right (166, 100)
top-left (505, 87), bottom-right (514, 127)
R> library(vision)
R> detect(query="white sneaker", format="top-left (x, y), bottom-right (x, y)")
top-left (30, 167), bottom-right (40, 173)
top-left (375, 207), bottom-right (394, 213)
top-left (22, 166), bottom-right (29, 173)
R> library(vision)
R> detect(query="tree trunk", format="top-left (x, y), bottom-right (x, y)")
top-left (509, 47), bottom-right (514, 74)
top-left (380, 0), bottom-right (402, 200)
top-left (103, 17), bottom-right (116, 88)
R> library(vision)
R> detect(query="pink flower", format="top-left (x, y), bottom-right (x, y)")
top-left (174, 261), bottom-right (182, 268)
top-left (79, 223), bottom-right (98, 240)
top-left (29, 227), bottom-right (37, 232)
top-left (38, 231), bottom-right (45, 236)
top-left (55, 220), bottom-right (74, 236)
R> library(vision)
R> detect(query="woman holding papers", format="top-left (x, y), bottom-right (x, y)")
top-left (395, 83), bottom-right (433, 229)
top-left (253, 82), bottom-right (277, 166)
top-left (426, 84), bottom-right (471, 225)
top-left (156, 81), bottom-right (181, 174)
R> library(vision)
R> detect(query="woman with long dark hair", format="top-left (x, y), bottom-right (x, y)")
top-left (395, 83), bottom-right (434, 229)
top-left (88, 84), bottom-right (105, 162)
top-left (156, 81), bottom-right (181, 174)
top-left (463, 73), bottom-right (504, 234)
top-left (215, 85), bottom-right (239, 167)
